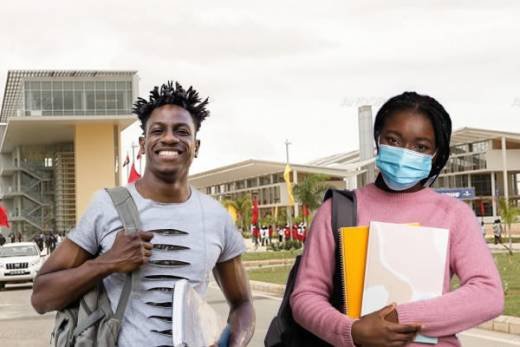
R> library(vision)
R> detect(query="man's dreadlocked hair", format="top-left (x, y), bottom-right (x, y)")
top-left (133, 81), bottom-right (209, 133)
top-left (373, 91), bottom-right (452, 186)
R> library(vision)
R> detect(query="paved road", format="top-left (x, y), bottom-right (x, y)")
top-left (1, 282), bottom-right (519, 347)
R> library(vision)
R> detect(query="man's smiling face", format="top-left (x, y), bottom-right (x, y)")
top-left (143, 104), bottom-right (199, 182)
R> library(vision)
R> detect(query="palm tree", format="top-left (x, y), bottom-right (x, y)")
top-left (498, 198), bottom-right (520, 255)
top-left (228, 194), bottom-right (252, 233)
top-left (293, 174), bottom-right (331, 225)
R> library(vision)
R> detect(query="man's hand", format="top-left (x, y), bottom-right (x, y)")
top-left (351, 304), bottom-right (422, 347)
top-left (97, 230), bottom-right (153, 272)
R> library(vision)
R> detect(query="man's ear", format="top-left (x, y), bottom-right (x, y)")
top-left (195, 140), bottom-right (201, 158)
top-left (139, 136), bottom-right (145, 156)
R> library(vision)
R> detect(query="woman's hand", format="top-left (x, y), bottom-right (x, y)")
top-left (351, 304), bottom-right (422, 347)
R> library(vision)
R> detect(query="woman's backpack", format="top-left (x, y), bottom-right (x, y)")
top-left (264, 189), bottom-right (357, 347)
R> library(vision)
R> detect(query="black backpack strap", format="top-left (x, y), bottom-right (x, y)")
top-left (323, 189), bottom-right (357, 313)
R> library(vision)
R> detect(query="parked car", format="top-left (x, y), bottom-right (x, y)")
top-left (0, 242), bottom-right (44, 289)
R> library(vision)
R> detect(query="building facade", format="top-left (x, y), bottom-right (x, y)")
top-left (189, 159), bottom-right (348, 221)
top-left (0, 70), bottom-right (138, 238)
top-left (189, 128), bottom-right (520, 222)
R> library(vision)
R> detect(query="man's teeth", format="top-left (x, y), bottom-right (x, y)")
top-left (158, 151), bottom-right (179, 158)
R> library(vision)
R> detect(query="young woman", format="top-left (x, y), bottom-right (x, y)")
top-left (290, 92), bottom-right (503, 347)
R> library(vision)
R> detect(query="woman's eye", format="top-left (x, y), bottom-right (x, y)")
top-left (387, 137), bottom-right (398, 145)
top-left (416, 145), bottom-right (428, 152)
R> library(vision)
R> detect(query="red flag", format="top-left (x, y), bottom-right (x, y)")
top-left (0, 205), bottom-right (10, 228)
top-left (252, 196), bottom-right (259, 225)
top-left (122, 153), bottom-right (130, 167)
top-left (128, 162), bottom-right (141, 183)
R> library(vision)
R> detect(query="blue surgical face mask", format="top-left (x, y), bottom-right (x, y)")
top-left (375, 144), bottom-right (434, 191)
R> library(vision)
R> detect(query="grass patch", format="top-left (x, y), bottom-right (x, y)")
top-left (251, 253), bottom-right (520, 317)
top-left (248, 265), bottom-right (293, 285)
top-left (242, 249), bottom-right (301, 262)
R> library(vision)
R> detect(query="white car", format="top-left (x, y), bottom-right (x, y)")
top-left (0, 242), bottom-right (44, 289)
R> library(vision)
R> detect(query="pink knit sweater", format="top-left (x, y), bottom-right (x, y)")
top-left (290, 183), bottom-right (504, 347)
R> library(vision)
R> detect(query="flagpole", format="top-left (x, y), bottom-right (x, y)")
top-left (285, 139), bottom-right (293, 240)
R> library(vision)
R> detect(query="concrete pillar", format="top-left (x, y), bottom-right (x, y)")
top-left (75, 123), bottom-right (119, 220)
top-left (501, 136), bottom-right (509, 203)
top-left (358, 105), bottom-right (375, 183)
top-left (293, 170), bottom-right (299, 218)
top-left (491, 172), bottom-right (497, 217)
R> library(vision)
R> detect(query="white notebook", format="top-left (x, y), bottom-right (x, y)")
top-left (361, 221), bottom-right (449, 344)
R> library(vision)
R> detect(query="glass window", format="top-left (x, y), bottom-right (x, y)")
top-left (95, 81), bottom-right (105, 90)
top-left (42, 91), bottom-right (52, 110)
top-left (86, 91), bottom-right (95, 110)
top-left (85, 81), bottom-right (94, 90)
top-left (126, 81), bottom-right (132, 90)
top-left (74, 81), bottom-right (84, 89)
top-left (106, 91), bottom-right (117, 109)
top-left (31, 91), bottom-right (42, 110)
top-left (106, 81), bottom-right (116, 89)
top-left (41, 81), bottom-right (52, 90)
top-left (63, 81), bottom-right (74, 90)
top-left (63, 91), bottom-right (74, 110)
top-left (52, 90), bottom-right (64, 110)
top-left (74, 91), bottom-right (83, 110)
top-left (30, 81), bottom-right (41, 89)
top-left (95, 90), bottom-right (106, 110)
top-left (52, 81), bottom-right (63, 90)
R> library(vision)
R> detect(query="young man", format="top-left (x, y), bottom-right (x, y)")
top-left (31, 81), bottom-right (255, 346)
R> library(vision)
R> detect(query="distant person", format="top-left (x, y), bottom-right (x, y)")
top-left (277, 226), bottom-right (284, 243)
top-left (8, 231), bottom-right (16, 243)
top-left (289, 92), bottom-right (503, 346)
top-left (16, 230), bottom-right (22, 242)
top-left (493, 219), bottom-right (503, 244)
top-left (0, 233), bottom-right (5, 246)
top-left (481, 221), bottom-right (486, 239)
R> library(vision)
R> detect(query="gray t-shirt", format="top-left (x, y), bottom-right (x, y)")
top-left (68, 184), bottom-right (246, 347)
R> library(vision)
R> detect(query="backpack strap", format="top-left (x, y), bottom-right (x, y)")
top-left (323, 189), bottom-right (357, 314)
top-left (104, 187), bottom-right (142, 320)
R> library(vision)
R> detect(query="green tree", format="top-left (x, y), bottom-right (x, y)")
top-left (293, 174), bottom-right (331, 224)
top-left (499, 198), bottom-right (520, 255)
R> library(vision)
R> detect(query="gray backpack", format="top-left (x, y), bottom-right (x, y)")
top-left (51, 187), bottom-right (141, 347)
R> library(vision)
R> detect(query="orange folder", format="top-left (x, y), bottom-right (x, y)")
top-left (339, 226), bottom-right (369, 319)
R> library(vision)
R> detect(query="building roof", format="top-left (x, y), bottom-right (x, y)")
top-left (189, 159), bottom-right (351, 188)
top-left (308, 127), bottom-right (520, 168)
top-left (450, 127), bottom-right (520, 145)
top-left (1, 70), bottom-right (137, 121)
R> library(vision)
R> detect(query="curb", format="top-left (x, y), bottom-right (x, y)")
top-left (249, 280), bottom-right (520, 336)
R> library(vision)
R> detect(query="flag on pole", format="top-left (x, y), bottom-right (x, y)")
top-left (252, 196), bottom-right (259, 226)
top-left (283, 164), bottom-right (295, 206)
top-left (227, 205), bottom-right (238, 223)
top-left (0, 205), bottom-right (10, 228)
top-left (128, 162), bottom-right (141, 183)
top-left (122, 153), bottom-right (130, 167)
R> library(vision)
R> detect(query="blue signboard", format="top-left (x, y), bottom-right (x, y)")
top-left (435, 187), bottom-right (475, 200)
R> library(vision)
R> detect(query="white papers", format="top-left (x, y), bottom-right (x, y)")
top-left (361, 222), bottom-right (449, 344)
top-left (172, 279), bottom-right (227, 347)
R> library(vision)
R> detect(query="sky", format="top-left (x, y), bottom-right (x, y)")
top-left (1, 0), bottom-right (519, 176)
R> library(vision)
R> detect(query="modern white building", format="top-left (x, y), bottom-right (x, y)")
top-left (190, 126), bottom-right (520, 221)
top-left (0, 70), bottom-right (138, 238)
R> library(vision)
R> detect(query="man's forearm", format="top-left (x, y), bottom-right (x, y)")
top-left (228, 301), bottom-right (255, 347)
top-left (31, 258), bottom-right (115, 314)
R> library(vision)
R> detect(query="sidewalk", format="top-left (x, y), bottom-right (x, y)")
top-left (489, 242), bottom-right (520, 252)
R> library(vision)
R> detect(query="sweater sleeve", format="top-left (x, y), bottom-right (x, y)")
top-left (396, 203), bottom-right (504, 336)
top-left (290, 200), bottom-right (357, 346)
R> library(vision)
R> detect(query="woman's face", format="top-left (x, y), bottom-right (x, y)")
top-left (379, 110), bottom-right (437, 155)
